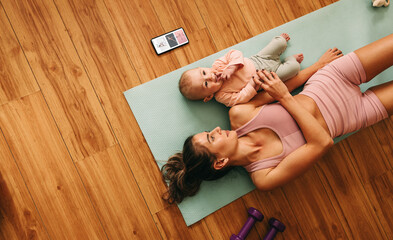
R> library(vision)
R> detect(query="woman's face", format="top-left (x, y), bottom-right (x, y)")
top-left (193, 127), bottom-right (237, 159)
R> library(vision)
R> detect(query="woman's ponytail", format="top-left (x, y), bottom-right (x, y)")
top-left (161, 135), bottom-right (233, 203)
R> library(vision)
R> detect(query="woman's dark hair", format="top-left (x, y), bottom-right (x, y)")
top-left (161, 135), bottom-right (233, 204)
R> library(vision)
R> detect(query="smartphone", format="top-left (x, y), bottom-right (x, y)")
top-left (151, 27), bottom-right (189, 55)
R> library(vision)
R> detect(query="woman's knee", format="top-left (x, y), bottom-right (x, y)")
top-left (354, 34), bottom-right (393, 81)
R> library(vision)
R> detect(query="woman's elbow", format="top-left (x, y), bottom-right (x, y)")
top-left (254, 181), bottom-right (277, 192)
top-left (324, 136), bottom-right (334, 149)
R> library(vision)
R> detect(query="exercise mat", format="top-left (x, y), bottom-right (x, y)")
top-left (124, 0), bottom-right (393, 226)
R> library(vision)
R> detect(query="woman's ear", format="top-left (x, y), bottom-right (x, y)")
top-left (204, 95), bottom-right (213, 102)
top-left (213, 158), bottom-right (229, 170)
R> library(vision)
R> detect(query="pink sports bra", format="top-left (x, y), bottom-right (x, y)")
top-left (235, 103), bottom-right (306, 172)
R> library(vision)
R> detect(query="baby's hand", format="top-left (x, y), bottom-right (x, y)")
top-left (221, 65), bottom-right (237, 80)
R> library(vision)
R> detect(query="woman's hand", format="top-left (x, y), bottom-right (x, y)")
top-left (316, 47), bottom-right (343, 68)
top-left (257, 70), bottom-right (291, 102)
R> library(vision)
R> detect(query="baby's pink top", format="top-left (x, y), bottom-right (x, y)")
top-left (213, 50), bottom-right (257, 107)
top-left (235, 103), bottom-right (306, 172)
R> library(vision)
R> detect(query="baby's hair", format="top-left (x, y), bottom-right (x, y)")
top-left (179, 70), bottom-right (196, 100)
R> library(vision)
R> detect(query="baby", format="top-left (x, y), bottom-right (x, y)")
top-left (179, 33), bottom-right (304, 107)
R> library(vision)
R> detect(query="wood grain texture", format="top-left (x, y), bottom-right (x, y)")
top-left (314, 0), bottom-right (338, 8)
top-left (104, 0), bottom-right (180, 82)
top-left (372, 117), bottom-right (393, 168)
top-left (75, 145), bottom-right (161, 239)
top-left (204, 198), bottom-right (261, 240)
top-left (236, 0), bottom-right (286, 35)
top-left (195, 0), bottom-right (252, 50)
top-left (52, 0), bottom-right (167, 214)
top-left (366, 170), bottom-right (393, 239)
top-left (0, 92), bottom-right (106, 239)
top-left (1, 0), bottom-right (392, 238)
top-left (150, 0), bottom-right (217, 65)
top-left (2, 0), bottom-right (116, 161)
top-left (243, 190), bottom-right (305, 239)
top-left (282, 167), bottom-right (347, 239)
top-left (154, 204), bottom-right (212, 239)
top-left (316, 142), bottom-right (386, 239)
top-left (0, 131), bottom-right (49, 240)
top-left (275, 0), bottom-right (319, 22)
top-left (345, 128), bottom-right (390, 184)
top-left (53, 0), bottom-right (214, 236)
top-left (0, 6), bottom-right (39, 105)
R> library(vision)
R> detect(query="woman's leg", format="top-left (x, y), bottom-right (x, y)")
top-left (355, 34), bottom-right (393, 116)
top-left (354, 33), bottom-right (393, 81)
top-left (369, 81), bottom-right (393, 116)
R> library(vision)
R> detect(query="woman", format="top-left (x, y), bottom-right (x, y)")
top-left (162, 33), bottom-right (393, 204)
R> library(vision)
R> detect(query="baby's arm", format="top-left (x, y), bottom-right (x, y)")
top-left (215, 80), bottom-right (258, 107)
top-left (220, 65), bottom-right (238, 81)
top-left (213, 49), bottom-right (245, 75)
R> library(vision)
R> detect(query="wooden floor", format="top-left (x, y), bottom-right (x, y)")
top-left (1, 0), bottom-right (393, 239)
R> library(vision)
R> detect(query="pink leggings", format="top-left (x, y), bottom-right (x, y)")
top-left (300, 52), bottom-right (388, 138)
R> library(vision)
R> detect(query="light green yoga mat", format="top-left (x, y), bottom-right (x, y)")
top-left (124, 0), bottom-right (393, 226)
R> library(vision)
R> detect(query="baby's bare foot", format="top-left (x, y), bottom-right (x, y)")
top-left (294, 53), bottom-right (304, 63)
top-left (281, 33), bottom-right (290, 41)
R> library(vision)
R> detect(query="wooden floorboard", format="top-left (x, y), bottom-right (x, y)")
top-left (236, 0), bottom-right (286, 35)
top-left (281, 168), bottom-right (347, 239)
top-left (153, 204), bottom-right (212, 239)
top-left (317, 141), bottom-right (386, 239)
top-left (0, 130), bottom-right (49, 239)
top-left (0, 5), bottom-right (39, 105)
top-left (0, 92), bottom-right (107, 239)
top-left (75, 145), bottom-right (161, 239)
top-left (53, 0), bottom-right (167, 219)
top-left (150, 0), bottom-right (217, 66)
top-left (103, 0), bottom-right (180, 82)
top-left (243, 190), bottom-right (305, 239)
top-left (195, 0), bottom-right (252, 50)
top-left (2, 0), bottom-right (117, 161)
top-left (1, 0), bottom-right (392, 239)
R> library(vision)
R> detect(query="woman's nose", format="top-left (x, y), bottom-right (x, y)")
top-left (213, 127), bottom-right (221, 134)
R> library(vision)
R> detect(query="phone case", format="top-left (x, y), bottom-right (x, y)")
top-left (151, 28), bottom-right (189, 55)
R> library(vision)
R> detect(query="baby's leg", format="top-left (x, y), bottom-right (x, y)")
top-left (275, 55), bottom-right (301, 81)
top-left (354, 33), bottom-right (393, 82)
top-left (255, 35), bottom-right (288, 57)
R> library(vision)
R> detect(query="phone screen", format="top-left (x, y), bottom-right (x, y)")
top-left (151, 28), bottom-right (189, 55)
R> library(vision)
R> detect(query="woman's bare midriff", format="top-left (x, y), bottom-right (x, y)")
top-left (294, 94), bottom-right (330, 134)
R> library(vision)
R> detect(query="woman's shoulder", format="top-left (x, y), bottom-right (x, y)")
top-left (229, 104), bottom-right (261, 129)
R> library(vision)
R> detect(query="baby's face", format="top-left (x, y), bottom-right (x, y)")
top-left (188, 67), bottom-right (223, 98)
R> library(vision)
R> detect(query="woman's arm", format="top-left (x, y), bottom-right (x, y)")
top-left (251, 70), bottom-right (333, 191)
top-left (229, 48), bottom-right (342, 130)
top-left (247, 48), bottom-right (343, 108)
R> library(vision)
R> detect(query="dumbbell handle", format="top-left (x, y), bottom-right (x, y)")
top-left (264, 218), bottom-right (285, 240)
top-left (263, 228), bottom-right (278, 240)
top-left (231, 207), bottom-right (264, 240)
top-left (236, 217), bottom-right (256, 239)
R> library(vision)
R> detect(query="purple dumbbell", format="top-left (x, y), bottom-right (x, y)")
top-left (263, 217), bottom-right (285, 240)
top-left (231, 207), bottom-right (264, 240)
